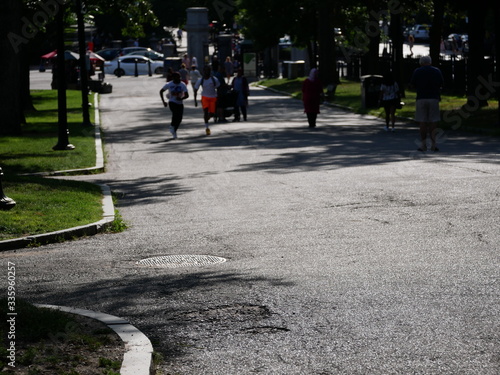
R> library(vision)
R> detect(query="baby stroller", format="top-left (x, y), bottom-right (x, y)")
top-left (215, 89), bottom-right (238, 122)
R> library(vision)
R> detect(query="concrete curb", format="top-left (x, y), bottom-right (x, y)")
top-left (0, 93), bottom-right (115, 251)
top-left (35, 304), bottom-right (154, 375)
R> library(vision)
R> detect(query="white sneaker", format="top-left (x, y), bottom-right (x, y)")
top-left (169, 126), bottom-right (177, 139)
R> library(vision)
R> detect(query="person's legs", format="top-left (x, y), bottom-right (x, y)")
top-left (428, 99), bottom-right (441, 151)
top-left (416, 99), bottom-right (429, 150)
top-left (202, 97), bottom-right (215, 135)
top-left (241, 105), bottom-right (247, 121)
top-left (203, 108), bottom-right (210, 123)
top-left (419, 122), bottom-right (428, 150)
top-left (307, 113), bottom-right (317, 128)
top-left (384, 107), bottom-right (390, 129)
top-left (233, 105), bottom-right (240, 121)
top-left (390, 104), bottom-right (396, 130)
top-left (202, 96), bottom-right (213, 122)
top-left (169, 102), bottom-right (183, 132)
top-left (429, 122), bottom-right (438, 150)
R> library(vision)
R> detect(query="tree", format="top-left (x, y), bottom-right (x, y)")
top-left (0, 0), bottom-right (23, 135)
top-left (0, 0), bottom-right (158, 137)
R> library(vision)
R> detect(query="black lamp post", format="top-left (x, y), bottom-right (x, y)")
top-left (0, 168), bottom-right (16, 211)
top-left (75, 0), bottom-right (93, 127)
top-left (53, 1), bottom-right (75, 151)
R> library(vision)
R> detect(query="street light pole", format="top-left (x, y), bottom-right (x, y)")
top-left (75, 0), bottom-right (93, 127)
top-left (53, 2), bottom-right (75, 151)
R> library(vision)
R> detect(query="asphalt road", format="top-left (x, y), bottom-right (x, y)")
top-left (2, 72), bottom-right (500, 374)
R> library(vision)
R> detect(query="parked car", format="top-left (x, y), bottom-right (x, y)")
top-left (409, 24), bottom-right (431, 41)
top-left (119, 47), bottom-right (148, 56)
top-left (95, 47), bottom-right (149, 61)
top-left (95, 48), bottom-right (121, 61)
top-left (104, 55), bottom-right (164, 76)
top-left (125, 48), bottom-right (164, 61)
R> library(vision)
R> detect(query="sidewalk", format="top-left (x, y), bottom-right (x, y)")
top-left (3, 71), bottom-right (500, 374)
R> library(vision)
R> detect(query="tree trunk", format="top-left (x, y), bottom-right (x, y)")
top-left (0, 0), bottom-right (23, 135)
top-left (361, 2), bottom-right (381, 76)
top-left (466, 2), bottom-right (488, 108)
top-left (53, 2), bottom-right (74, 151)
top-left (389, 11), bottom-right (404, 96)
top-left (495, 5), bottom-right (500, 126)
top-left (429, 0), bottom-right (445, 68)
top-left (317, 2), bottom-right (338, 86)
top-left (75, 0), bottom-right (93, 126)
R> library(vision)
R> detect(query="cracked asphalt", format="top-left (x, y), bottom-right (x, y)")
top-left (2, 72), bottom-right (499, 374)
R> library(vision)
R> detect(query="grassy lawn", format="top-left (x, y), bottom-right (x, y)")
top-left (1, 90), bottom-right (97, 175)
top-left (0, 175), bottom-right (103, 240)
top-left (258, 77), bottom-right (500, 134)
top-left (0, 90), bottom-right (114, 242)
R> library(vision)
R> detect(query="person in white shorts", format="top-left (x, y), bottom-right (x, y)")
top-left (410, 56), bottom-right (444, 152)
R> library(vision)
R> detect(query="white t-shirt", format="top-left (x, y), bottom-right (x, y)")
top-left (380, 82), bottom-right (399, 101)
top-left (162, 81), bottom-right (188, 105)
top-left (189, 69), bottom-right (202, 84)
top-left (194, 76), bottom-right (220, 98)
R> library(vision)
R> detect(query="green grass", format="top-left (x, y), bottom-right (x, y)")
top-left (0, 175), bottom-right (103, 240)
top-left (0, 90), bottom-right (123, 241)
top-left (0, 90), bottom-right (97, 175)
top-left (258, 77), bottom-right (500, 134)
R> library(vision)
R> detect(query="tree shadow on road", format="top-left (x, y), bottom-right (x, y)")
top-left (23, 267), bottom-right (296, 363)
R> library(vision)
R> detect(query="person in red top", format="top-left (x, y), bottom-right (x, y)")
top-left (302, 68), bottom-right (324, 128)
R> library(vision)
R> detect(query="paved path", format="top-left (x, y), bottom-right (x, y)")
top-left (3, 73), bottom-right (500, 374)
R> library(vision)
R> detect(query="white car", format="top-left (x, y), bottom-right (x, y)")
top-left (410, 24), bottom-right (431, 41)
top-left (125, 49), bottom-right (164, 61)
top-left (104, 55), bottom-right (164, 76)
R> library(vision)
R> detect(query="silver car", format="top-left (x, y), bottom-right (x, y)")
top-left (104, 55), bottom-right (164, 76)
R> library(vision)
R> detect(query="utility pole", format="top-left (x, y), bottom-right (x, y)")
top-left (75, 0), bottom-right (93, 127)
top-left (53, 2), bottom-right (75, 151)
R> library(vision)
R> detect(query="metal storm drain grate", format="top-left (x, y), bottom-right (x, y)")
top-left (136, 255), bottom-right (227, 268)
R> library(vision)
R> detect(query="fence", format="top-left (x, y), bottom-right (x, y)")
top-left (339, 55), bottom-right (497, 97)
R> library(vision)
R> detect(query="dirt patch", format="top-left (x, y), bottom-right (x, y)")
top-left (2, 313), bottom-right (125, 375)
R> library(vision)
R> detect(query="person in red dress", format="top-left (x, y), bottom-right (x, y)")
top-left (302, 68), bottom-right (324, 128)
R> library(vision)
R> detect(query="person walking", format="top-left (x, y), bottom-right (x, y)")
top-left (410, 55), bottom-right (444, 152)
top-left (179, 64), bottom-right (189, 85)
top-left (302, 68), bottom-right (323, 128)
top-left (379, 71), bottom-right (400, 132)
top-left (408, 34), bottom-right (415, 56)
top-left (189, 65), bottom-right (202, 92)
top-left (231, 68), bottom-right (250, 122)
top-left (224, 56), bottom-right (234, 83)
top-left (194, 66), bottom-right (221, 135)
top-left (159, 72), bottom-right (189, 140)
